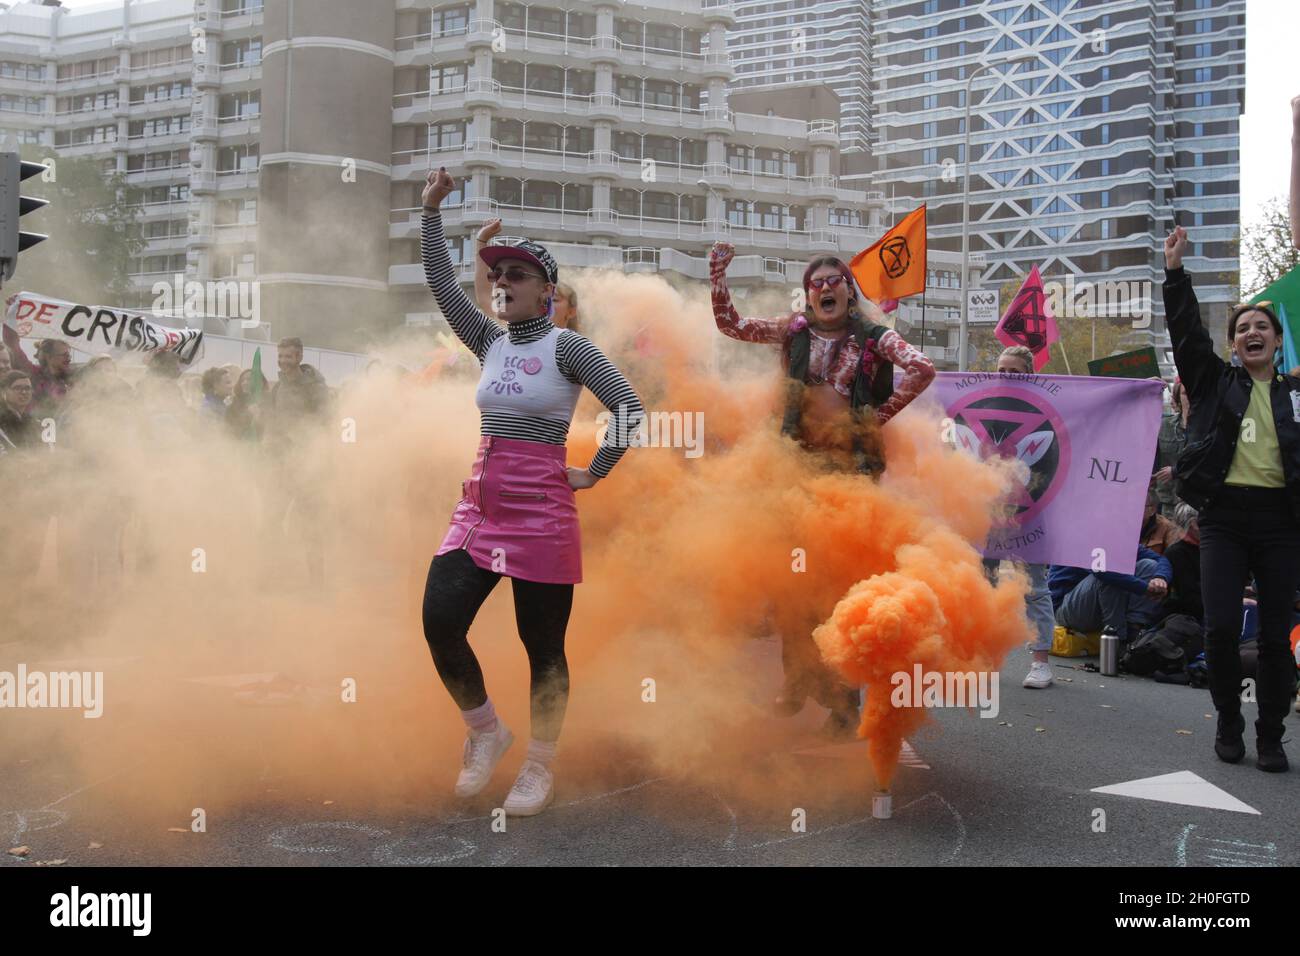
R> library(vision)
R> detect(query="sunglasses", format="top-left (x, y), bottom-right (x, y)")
top-left (488, 267), bottom-right (546, 283)
top-left (807, 274), bottom-right (846, 291)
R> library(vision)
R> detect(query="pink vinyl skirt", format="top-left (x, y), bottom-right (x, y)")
top-left (437, 435), bottom-right (582, 584)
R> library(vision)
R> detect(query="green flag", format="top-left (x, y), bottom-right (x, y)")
top-left (251, 348), bottom-right (264, 401)
top-left (1250, 264), bottom-right (1300, 351)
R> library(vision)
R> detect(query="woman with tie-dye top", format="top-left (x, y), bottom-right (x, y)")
top-left (709, 240), bottom-right (936, 736)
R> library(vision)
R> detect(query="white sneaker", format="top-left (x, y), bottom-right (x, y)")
top-left (503, 760), bottom-right (555, 817)
top-left (454, 722), bottom-right (514, 798)
top-left (1023, 660), bottom-right (1054, 689)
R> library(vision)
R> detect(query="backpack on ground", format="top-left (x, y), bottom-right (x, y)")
top-left (1120, 614), bottom-right (1203, 678)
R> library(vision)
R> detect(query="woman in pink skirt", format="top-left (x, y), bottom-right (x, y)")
top-left (419, 168), bottom-right (643, 816)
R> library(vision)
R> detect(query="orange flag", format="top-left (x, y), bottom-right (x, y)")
top-left (850, 205), bottom-right (927, 303)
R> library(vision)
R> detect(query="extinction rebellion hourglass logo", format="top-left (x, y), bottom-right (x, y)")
top-left (951, 385), bottom-right (1072, 526)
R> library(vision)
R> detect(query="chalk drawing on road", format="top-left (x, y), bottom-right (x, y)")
top-left (1, 766), bottom-right (137, 860)
top-left (711, 788), bottom-right (964, 862)
top-left (264, 778), bottom-right (966, 865)
top-left (1091, 771), bottom-right (1260, 815)
top-left (268, 821), bottom-right (391, 855)
top-left (1175, 824), bottom-right (1279, 867)
top-left (266, 777), bottom-right (671, 865)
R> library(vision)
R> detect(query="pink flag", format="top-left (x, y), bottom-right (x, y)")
top-left (994, 265), bottom-right (1059, 372)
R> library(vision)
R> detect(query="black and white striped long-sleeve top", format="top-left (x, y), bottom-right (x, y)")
top-left (421, 211), bottom-right (644, 478)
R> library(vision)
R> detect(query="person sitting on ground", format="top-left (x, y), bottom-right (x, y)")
top-left (1140, 484), bottom-right (1181, 554)
top-left (1049, 544), bottom-right (1172, 641)
top-left (1162, 502), bottom-right (1203, 624)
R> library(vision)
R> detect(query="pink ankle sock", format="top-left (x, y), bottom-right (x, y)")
top-left (462, 699), bottom-right (498, 735)
top-left (526, 739), bottom-right (557, 768)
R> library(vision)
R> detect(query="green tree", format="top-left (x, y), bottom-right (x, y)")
top-left (7, 147), bottom-right (143, 304)
top-left (1242, 197), bottom-right (1299, 299)
top-left (1038, 314), bottom-right (1127, 376)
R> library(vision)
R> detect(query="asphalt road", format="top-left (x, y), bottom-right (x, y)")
top-left (1, 639), bottom-right (1294, 868)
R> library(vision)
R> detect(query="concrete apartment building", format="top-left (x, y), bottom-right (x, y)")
top-left (727, 0), bottom-right (1247, 356)
top-left (2, 0), bottom-right (983, 358)
top-left (0, 0), bottom-right (263, 320)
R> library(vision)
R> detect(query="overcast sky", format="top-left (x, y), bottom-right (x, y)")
top-left (42, 0), bottom-right (1299, 235)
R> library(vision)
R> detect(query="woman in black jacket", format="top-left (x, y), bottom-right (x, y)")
top-left (1164, 226), bottom-right (1300, 772)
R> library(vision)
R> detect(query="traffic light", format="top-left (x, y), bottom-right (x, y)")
top-left (0, 152), bottom-right (49, 282)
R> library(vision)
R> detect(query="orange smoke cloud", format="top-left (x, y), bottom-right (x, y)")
top-left (2, 266), bottom-right (1030, 839)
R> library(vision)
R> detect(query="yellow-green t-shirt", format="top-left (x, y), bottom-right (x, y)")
top-left (1225, 377), bottom-right (1285, 488)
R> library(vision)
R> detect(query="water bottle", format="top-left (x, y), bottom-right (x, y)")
top-left (1100, 625), bottom-right (1119, 676)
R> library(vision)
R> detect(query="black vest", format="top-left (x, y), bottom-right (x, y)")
top-left (780, 318), bottom-right (894, 475)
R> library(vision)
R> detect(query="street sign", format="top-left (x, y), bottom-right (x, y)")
top-left (967, 288), bottom-right (999, 324)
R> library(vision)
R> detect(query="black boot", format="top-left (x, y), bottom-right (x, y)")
top-left (1214, 711), bottom-right (1245, 764)
top-left (1255, 719), bottom-right (1289, 772)
top-left (1256, 739), bottom-right (1289, 772)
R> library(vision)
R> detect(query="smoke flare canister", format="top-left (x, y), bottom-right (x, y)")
top-left (872, 790), bottom-right (892, 819)
top-left (1100, 626), bottom-right (1119, 676)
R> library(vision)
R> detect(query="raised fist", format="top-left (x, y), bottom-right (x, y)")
top-left (1164, 226), bottom-right (1188, 271)
top-left (422, 167), bottom-right (455, 211)
top-left (709, 241), bottom-right (735, 273)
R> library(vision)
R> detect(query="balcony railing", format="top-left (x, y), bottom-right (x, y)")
top-left (390, 200), bottom-right (854, 251)
top-left (219, 2), bottom-right (264, 18)
top-left (128, 61), bottom-right (193, 76)
top-left (396, 82), bottom-right (714, 126)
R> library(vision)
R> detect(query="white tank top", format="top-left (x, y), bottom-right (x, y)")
top-left (476, 326), bottom-right (581, 423)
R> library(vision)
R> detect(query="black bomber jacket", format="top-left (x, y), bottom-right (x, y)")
top-left (1164, 266), bottom-right (1300, 518)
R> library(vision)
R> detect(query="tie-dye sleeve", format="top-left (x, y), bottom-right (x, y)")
top-left (710, 260), bottom-right (789, 344)
top-left (873, 328), bottom-right (936, 426)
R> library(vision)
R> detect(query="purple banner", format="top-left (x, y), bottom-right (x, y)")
top-left (905, 371), bottom-right (1164, 574)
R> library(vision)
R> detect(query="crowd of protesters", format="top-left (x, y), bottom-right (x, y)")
top-left (0, 334), bottom-right (336, 594)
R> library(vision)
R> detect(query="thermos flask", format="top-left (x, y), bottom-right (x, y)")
top-left (1100, 625), bottom-right (1119, 676)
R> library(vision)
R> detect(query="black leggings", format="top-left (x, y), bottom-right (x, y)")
top-left (422, 548), bottom-right (573, 742)
top-left (1199, 487), bottom-right (1300, 742)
